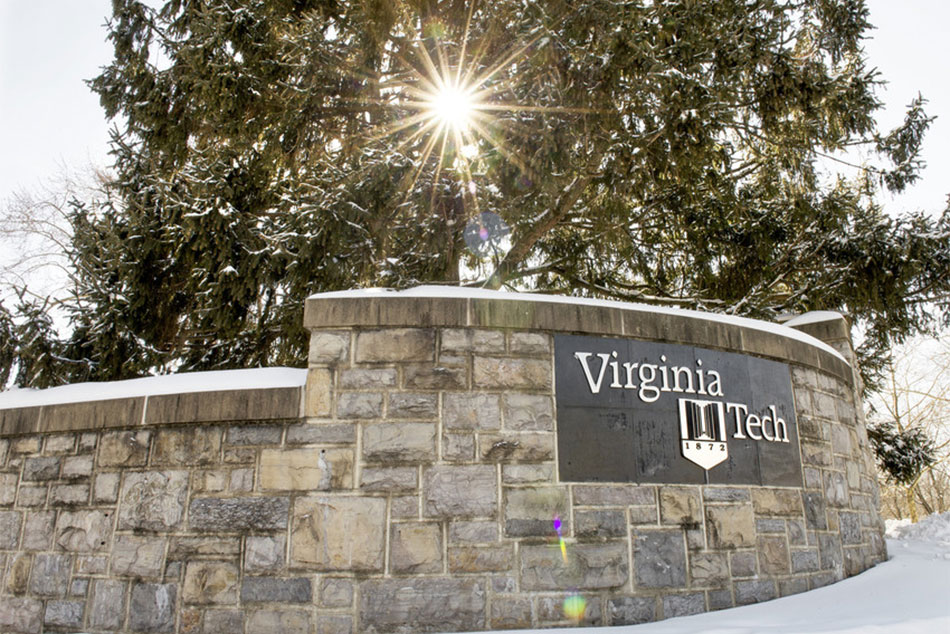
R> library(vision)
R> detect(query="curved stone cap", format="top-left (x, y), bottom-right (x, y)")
top-left (305, 286), bottom-right (852, 383)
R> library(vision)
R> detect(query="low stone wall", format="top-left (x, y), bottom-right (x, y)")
top-left (0, 289), bottom-right (886, 633)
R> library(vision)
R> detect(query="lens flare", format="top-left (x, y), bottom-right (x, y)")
top-left (563, 594), bottom-right (587, 620)
top-left (429, 83), bottom-right (476, 133)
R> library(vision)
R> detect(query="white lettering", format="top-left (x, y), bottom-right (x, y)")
top-left (706, 371), bottom-right (723, 397)
top-left (639, 364), bottom-right (660, 402)
top-left (727, 402), bottom-right (748, 438)
top-left (609, 351), bottom-right (622, 388)
top-left (672, 366), bottom-right (695, 393)
top-left (623, 362), bottom-right (638, 389)
top-left (574, 352), bottom-right (611, 394)
top-left (746, 414), bottom-right (763, 440)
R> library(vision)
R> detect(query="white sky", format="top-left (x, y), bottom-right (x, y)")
top-left (0, 0), bottom-right (948, 214)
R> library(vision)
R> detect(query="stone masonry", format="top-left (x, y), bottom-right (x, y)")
top-left (0, 290), bottom-right (886, 632)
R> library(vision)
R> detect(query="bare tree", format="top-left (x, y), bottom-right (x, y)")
top-left (867, 333), bottom-right (950, 521)
top-left (0, 165), bottom-right (110, 304)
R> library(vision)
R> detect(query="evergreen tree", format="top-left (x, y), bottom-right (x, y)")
top-left (4, 0), bottom-right (950, 386)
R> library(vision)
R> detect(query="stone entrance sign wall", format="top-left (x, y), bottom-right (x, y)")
top-left (0, 287), bottom-right (886, 633)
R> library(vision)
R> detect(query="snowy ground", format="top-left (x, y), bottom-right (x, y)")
top-left (459, 512), bottom-right (950, 634)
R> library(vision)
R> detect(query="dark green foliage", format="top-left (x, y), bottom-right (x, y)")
top-left (0, 303), bottom-right (15, 387)
top-left (2, 0), bottom-right (948, 387)
top-left (868, 420), bottom-right (936, 485)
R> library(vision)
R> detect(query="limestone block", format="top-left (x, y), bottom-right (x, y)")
top-left (340, 368), bottom-right (398, 389)
top-left (286, 422), bottom-right (356, 445)
top-left (316, 614), bottom-right (354, 634)
top-left (309, 331), bottom-right (350, 364)
top-left (0, 597), bottom-right (43, 634)
top-left (756, 518), bottom-right (786, 533)
top-left (260, 447), bottom-right (353, 491)
top-left (111, 535), bottom-right (166, 578)
top-left (575, 509), bottom-right (627, 538)
top-left (423, 465), bottom-right (497, 518)
top-left (69, 578), bottom-right (88, 597)
top-left (708, 588), bottom-right (734, 611)
top-left (337, 392), bottom-right (384, 419)
top-left (55, 510), bottom-right (113, 552)
top-left (245, 535), bottom-right (286, 572)
top-left (153, 427), bottom-right (222, 466)
top-left (226, 424), bottom-right (282, 446)
top-left (403, 364), bottom-right (468, 390)
top-left (448, 520), bottom-right (498, 544)
top-left (503, 486), bottom-right (569, 537)
top-left (62, 455), bottom-right (94, 479)
top-left (30, 553), bottom-right (71, 597)
top-left (509, 332), bottom-right (551, 355)
top-left (824, 471), bottom-right (851, 507)
top-left (730, 551), bottom-right (757, 577)
top-left (98, 430), bottom-right (150, 467)
top-left (735, 579), bottom-right (776, 605)
top-left (356, 328), bottom-right (435, 362)
top-left (757, 535), bottom-right (790, 574)
top-left (360, 466), bottom-right (418, 492)
top-left (520, 542), bottom-right (628, 590)
top-left (659, 487), bottom-right (702, 525)
top-left (306, 368), bottom-right (333, 417)
top-left (87, 579), bottom-right (127, 630)
top-left (474, 357), bottom-right (551, 390)
top-left (43, 600), bottom-right (83, 628)
top-left (6, 555), bottom-right (31, 594)
top-left (50, 483), bottom-right (89, 506)
top-left (441, 328), bottom-right (505, 354)
top-left (751, 489), bottom-right (803, 516)
top-left (359, 578), bottom-right (486, 633)
top-left (363, 423), bottom-right (436, 462)
top-left (630, 505), bottom-right (659, 524)
top-left (0, 473), bottom-right (16, 505)
top-left (246, 609), bottom-right (311, 634)
top-left (633, 530), bottom-right (687, 588)
top-left (607, 596), bottom-right (656, 626)
top-left (118, 471), bottom-right (189, 531)
top-left (189, 496), bottom-right (290, 532)
top-left (537, 593), bottom-right (602, 625)
top-left (840, 511), bottom-right (862, 544)
top-left (442, 393), bottom-right (501, 430)
top-left (0, 511), bottom-right (22, 548)
top-left (240, 577), bottom-right (312, 603)
top-left (663, 593), bottom-right (705, 618)
top-left (574, 485), bottom-right (656, 506)
top-left (448, 544), bottom-right (513, 572)
top-left (442, 433), bottom-right (475, 461)
top-left (702, 487), bottom-right (751, 502)
top-left (390, 522), bottom-right (443, 573)
top-left (490, 595), bottom-right (533, 630)
top-left (319, 577), bottom-right (354, 608)
top-left (688, 552), bottom-right (729, 586)
top-left (389, 392), bottom-right (438, 418)
top-left (167, 537), bottom-right (241, 561)
top-left (503, 393), bottom-right (554, 431)
top-left (183, 561), bottom-right (239, 604)
top-left (791, 549), bottom-right (820, 572)
top-left (129, 583), bottom-right (177, 632)
top-left (291, 496), bottom-right (386, 571)
top-left (22, 456), bottom-right (60, 481)
top-left (93, 472), bottom-right (120, 503)
top-left (705, 505), bottom-right (755, 549)
top-left (203, 609), bottom-right (243, 634)
top-left (479, 432), bottom-right (554, 462)
top-left (390, 495), bottom-right (420, 519)
top-left (502, 463), bottom-right (555, 484)
top-left (818, 533), bottom-right (843, 572)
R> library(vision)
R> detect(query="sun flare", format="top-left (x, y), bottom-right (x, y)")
top-left (428, 82), bottom-right (477, 133)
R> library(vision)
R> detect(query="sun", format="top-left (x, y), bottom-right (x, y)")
top-left (427, 81), bottom-right (477, 133)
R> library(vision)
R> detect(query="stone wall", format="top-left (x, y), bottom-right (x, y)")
top-left (0, 289), bottom-right (886, 633)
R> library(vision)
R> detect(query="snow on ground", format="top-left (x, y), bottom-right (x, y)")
top-left (0, 367), bottom-right (307, 409)
top-left (459, 513), bottom-right (950, 634)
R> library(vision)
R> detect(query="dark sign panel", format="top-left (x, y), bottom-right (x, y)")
top-left (555, 335), bottom-right (803, 486)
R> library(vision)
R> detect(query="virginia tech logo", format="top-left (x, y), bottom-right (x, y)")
top-left (678, 398), bottom-right (728, 470)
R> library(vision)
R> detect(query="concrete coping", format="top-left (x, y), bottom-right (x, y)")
top-left (305, 286), bottom-right (853, 383)
top-left (0, 368), bottom-right (305, 437)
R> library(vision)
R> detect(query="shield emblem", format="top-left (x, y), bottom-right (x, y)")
top-left (678, 398), bottom-right (728, 470)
